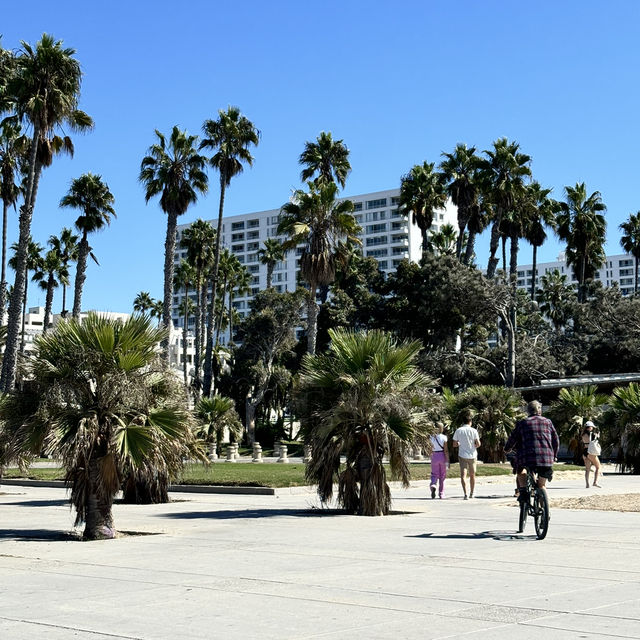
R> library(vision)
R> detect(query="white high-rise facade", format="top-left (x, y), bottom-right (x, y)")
top-left (173, 187), bottom-right (458, 335)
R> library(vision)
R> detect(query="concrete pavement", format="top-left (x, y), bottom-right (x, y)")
top-left (1, 469), bottom-right (639, 639)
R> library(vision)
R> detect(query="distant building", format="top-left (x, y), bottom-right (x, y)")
top-left (173, 187), bottom-right (458, 340)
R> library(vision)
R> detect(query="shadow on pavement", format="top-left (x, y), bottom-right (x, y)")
top-left (160, 508), bottom-right (418, 520)
top-left (407, 530), bottom-right (538, 541)
top-left (0, 528), bottom-right (79, 541)
top-left (6, 499), bottom-right (69, 507)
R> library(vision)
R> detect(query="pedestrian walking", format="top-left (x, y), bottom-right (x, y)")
top-left (430, 422), bottom-right (449, 499)
top-left (452, 409), bottom-right (481, 499)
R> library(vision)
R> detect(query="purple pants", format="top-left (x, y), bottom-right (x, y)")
top-left (430, 451), bottom-right (447, 498)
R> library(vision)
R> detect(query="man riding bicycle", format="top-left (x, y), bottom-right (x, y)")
top-left (505, 400), bottom-right (559, 499)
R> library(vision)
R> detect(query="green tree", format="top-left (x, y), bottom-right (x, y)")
top-left (140, 126), bottom-right (208, 357)
top-left (226, 258), bottom-right (251, 344)
top-left (258, 238), bottom-right (285, 289)
top-left (296, 328), bottom-right (436, 516)
top-left (299, 131), bottom-right (351, 188)
top-left (59, 173), bottom-right (116, 318)
top-left (173, 260), bottom-right (195, 386)
top-left (609, 383), bottom-right (640, 474)
top-left (557, 182), bottom-right (607, 303)
top-left (32, 243), bottom-right (65, 333)
top-left (200, 107), bottom-right (259, 395)
top-left (536, 270), bottom-right (576, 333)
top-left (195, 395), bottom-right (243, 452)
top-left (620, 212), bottom-right (640, 294)
top-left (48, 228), bottom-right (78, 318)
top-left (1, 34), bottom-right (93, 391)
top-left (0, 314), bottom-right (200, 538)
top-left (399, 161), bottom-right (447, 259)
top-left (429, 223), bottom-right (458, 256)
top-left (133, 291), bottom-right (154, 314)
top-left (439, 143), bottom-right (482, 261)
top-left (278, 181), bottom-right (360, 354)
top-left (479, 138), bottom-right (531, 279)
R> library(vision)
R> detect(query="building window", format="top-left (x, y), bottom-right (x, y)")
top-left (248, 265), bottom-right (259, 273)
top-left (246, 242), bottom-right (260, 251)
top-left (619, 259), bottom-right (633, 267)
top-left (391, 221), bottom-right (404, 231)
top-left (367, 223), bottom-right (387, 234)
top-left (231, 221), bottom-right (245, 231)
top-left (353, 202), bottom-right (363, 211)
top-left (247, 230), bottom-right (260, 240)
top-left (231, 233), bottom-right (245, 242)
top-left (391, 196), bottom-right (400, 205)
top-left (391, 209), bottom-right (402, 218)
top-left (247, 219), bottom-right (260, 228)
top-left (270, 215), bottom-right (280, 225)
top-left (377, 260), bottom-right (388, 269)
top-left (367, 248), bottom-right (388, 258)
top-left (232, 244), bottom-right (244, 253)
top-left (366, 235), bottom-right (388, 247)
top-left (392, 247), bottom-right (407, 255)
top-left (367, 198), bottom-right (387, 209)
top-left (247, 252), bottom-right (259, 263)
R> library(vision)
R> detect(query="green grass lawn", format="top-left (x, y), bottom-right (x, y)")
top-left (2, 461), bottom-right (583, 489)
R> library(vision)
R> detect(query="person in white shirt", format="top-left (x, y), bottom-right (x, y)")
top-left (452, 409), bottom-right (481, 500)
top-left (429, 422), bottom-right (449, 499)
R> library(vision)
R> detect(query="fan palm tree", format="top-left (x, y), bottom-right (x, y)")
top-left (150, 299), bottom-right (164, 324)
top-left (214, 248), bottom-right (234, 344)
top-left (439, 143), bottom-right (482, 261)
top-left (1, 34), bottom-right (93, 391)
top-left (399, 161), bottom-right (447, 258)
top-left (549, 385), bottom-right (608, 464)
top-left (609, 383), bottom-right (640, 474)
top-left (181, 219), bottom-right (216, 392)
top-left (140, 126), bottom-right (208, 357)
top-left (536, 270), bottom-right (576, 333)
top-left (278, 181), bottom-right (360, 354)
top-left (8, 238), bottom-right (42, 353)
top-left (429, 223), bottom-right (458, 256)
top-left (296, 328), bottom-right (435, 516)
top-left (0, 121), bottom-right (28, 320)
top-left (49, 227), bottom-right (78, 318)
top-left (479, 138), bottom-right (532, 279)
top-left (32, 244), bottom-right (65, 333)
top-left (557, 182), bottom-right (607, 303)
top-left (133, 291), bottom-right (154, 314)
top-left (200, 107), bottom-right (259, 395)
top-left (0, 313), bottom-right (201, 538)
top-left (195, 395), bottom-right (243, 452)
top-left (299, 131), bottom-right (351, 188)
top-left (258, 238), bottom-right (285, 289)
top-left (523, 182), bottom-right (559, 299)
top-left (227, 261), bottom-right (251, 343)
top-left (620, 212), bottom-right (640, 294)
top-left (59, 173), bottom-right (116, 318)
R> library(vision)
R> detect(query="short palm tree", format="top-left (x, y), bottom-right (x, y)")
top-left (32, 244), bottom-right (65, 333)
top-left (278, 181), bottom-right (360, 354)
top-left (200, 107), bottom-right (259, 395)
top-left (296, 328), bottom-right (435, 516)
top-left (195, 395), bottom-right (243, 452)
top-left (549, 385), bottom-right (608, 464)
top-left (0, 314), bottom-right (200, 539)
top-left (258, 238), bottom-right (285, 288)
top-left (609, 383), bottom-right (640, 474)
top-left (1, 34), bottom-right (93, 391)
top-left (620, 212), bottom-right (640, 294)
top-left (299, 131), bottom-right (351, 188)
top-left (49, 227), bottom-right (78, 317)
top-left (557, 182), bottom-right (607, 302)
top-left (140, 126), bottom-right (208, 357)
top-left (399, 161), bottom-right (447, 258)
top-left (60, 173), bottom-right (116, 317)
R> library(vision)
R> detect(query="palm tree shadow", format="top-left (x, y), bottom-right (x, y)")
top-left (0, 529), bottom-right (80, 541)
top-left (161, 508), bottom-right (352, 520)
top-left (408, 530), bottom-right (538, 541)
top-left (6, 499), bottom-right (69, 507)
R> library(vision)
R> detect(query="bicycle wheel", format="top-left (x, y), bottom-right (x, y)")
top-left (534, 488), bottom-right (549, 540)
top-left (518, 497), bottom-right (528, 533)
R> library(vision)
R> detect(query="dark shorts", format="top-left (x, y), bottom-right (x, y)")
top-left (517, 465), bottom-right (553, 481)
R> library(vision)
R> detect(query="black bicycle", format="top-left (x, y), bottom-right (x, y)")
top-left (517, 468), bottom-right (550, 539)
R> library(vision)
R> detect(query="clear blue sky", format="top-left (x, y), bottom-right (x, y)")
top-left (3, 1), bottom-right (640, 312)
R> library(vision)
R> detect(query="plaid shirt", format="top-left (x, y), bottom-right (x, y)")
top-left (505, 415), bottom-right (559, 468)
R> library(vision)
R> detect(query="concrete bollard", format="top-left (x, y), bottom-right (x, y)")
top-left (252, 442), bottom-right (263, 463)
top-left (226, 444), bottom-right (235, 462)
top-left (414, 447), bottom-right (424, 461)
top-left (277, 444), bottom-right (289, 463)
top-left (233, 443), bottom-right (240, 460)
top-left (208, 442), bottom-right (218, 461)
top-left (273, 441), bottom-right (281, 458)
top-left (303, 444), bottom-right (312, 463)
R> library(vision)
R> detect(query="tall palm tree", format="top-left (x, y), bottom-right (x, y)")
top-left (49, 227), bottom-right (78, 317)
top-left (536, 270), bottom-right (576, 333)
top-left (200, 106), bottom-right (259, 395)
top-left (620, 212), bottom-right (640, 294)
top-left (439, 143), bottom-right (482, 260)
top-left (32, 244), bottom-right (64, 333)
top-left (1, 34), bottom-right (93, 391)
top-left (181, 219), bottom-right (216, 392)
top-left (140, 126), bottom-right (208, 357)
top-left (174, 259), bottom-right (196, 386)
top-left (227, 260), bottom-right (251, 343)
top-left (133, 291), bottom-right (154, 314)
top-left (214, 248), bottom-right (234, 344)
top-left (296, 328), bottom-right (435, 516)
top-left (8, 238), bottom-right (42, 353)
top-left (59, 173), bottom-right (116, 318)
top-left (399, 161), bottom-right (447, 258)
top-left (557, 182), bottom-right (607, 302)
top-left (0, 121), bottom-right (28, 321)
top-left (0, 314), bottom-right (200, 538)
top-left (299, 131), bottom-right (351, 188)
top-left (278, 181), bottom-right (360, 354)
top-left (258, 238), bottom-right (285, 289)
top-left (479, 138), bottom-right (531, 279)
top-left (523, 182), bottom-right (559, 299)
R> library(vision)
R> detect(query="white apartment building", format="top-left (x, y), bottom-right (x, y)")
top-left (516, 252), bottom-right (638, 296)
top-left (172, 188), bottom-right (458, 335)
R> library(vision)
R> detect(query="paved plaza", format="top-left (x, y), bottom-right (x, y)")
top-left (1, 470), bottom-right (640, 639)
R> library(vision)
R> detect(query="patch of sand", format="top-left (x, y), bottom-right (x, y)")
top-left (551, 493), bottom-right (640, 512)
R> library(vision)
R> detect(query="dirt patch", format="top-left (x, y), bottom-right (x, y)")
top-left (551, 493), bottom-right (640, 512)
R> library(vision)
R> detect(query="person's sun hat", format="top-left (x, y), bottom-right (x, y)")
top-left (585, 420), bottom-right (595, 427)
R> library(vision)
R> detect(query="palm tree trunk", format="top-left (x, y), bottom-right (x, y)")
top-left (1, 124), bottom-right (40, 391)
top-left (202, 177), bottom-right (227, 396)
top-left (193, 270), bottom-right (202, 393)
top-left (182, 285), bottom-right (189, 386)
top-left (464, 230), bottom-right (476, 265)
top-left (509, 235), bottom-right (519, 277)
top-left (161, 210), bottom-right (179, 360)
top-left (530, 244), bottom-right (538, 300)
top-left (61, 283), bottom-right (67, 317)
top-left (43, 274), bottom-right (55, 334)
top-left (635, 256), bottom-right (638, 294)
top-left (203, 275), bottom-right (216, 396)
top-left (228, 289), bottom-right (234, 343)
top-left (19, 271), bottom-right (27, 354)
top-left (456, 207), bottom-right (469, 261)
top-left (307, 285), bottom-right (319, 355)
top-left (486, 213), bottom-right (502, 279)
top-left (421, 227), bottom-right (429, 260)
top-left (72, 232), bottom-right (90, 319)
top-left (501, 235), bottom-right (507, 276)
top-left (83, 455), bottom-right (115, 540)
top-left (267, 263), bottom-right (274, 289)
top-left (0, 201), bottom-right (8, 324)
